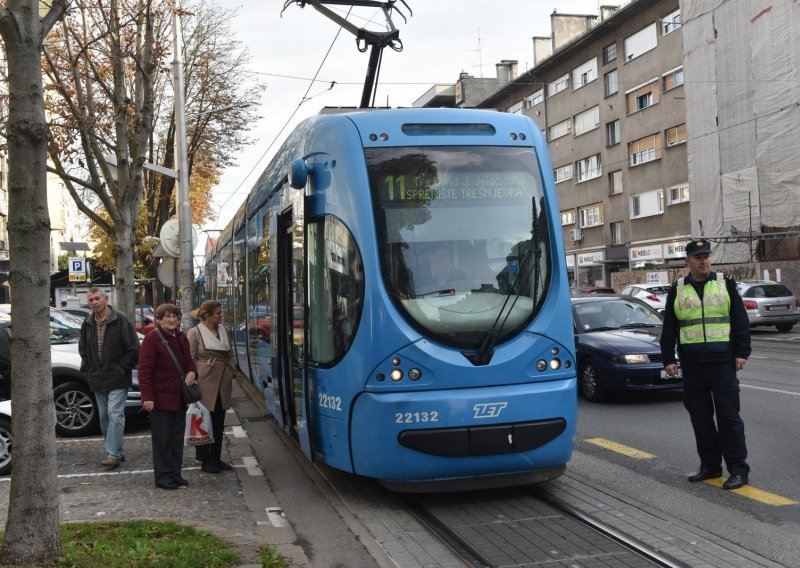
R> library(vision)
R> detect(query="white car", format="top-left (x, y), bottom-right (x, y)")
top-left (0, 399), bottom-right (10, 475)
top-left (618, 283), bottom-right (672, 312)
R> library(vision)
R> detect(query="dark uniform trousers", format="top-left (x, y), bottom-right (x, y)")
top-left (150, 408), bottom-right (186, 485)
top-left (682, 360), bottom-right (749, 476)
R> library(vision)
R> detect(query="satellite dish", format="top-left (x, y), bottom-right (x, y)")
top-left (159, 219), bottom-right (198, 258)
top-left (157, 259), bottom-right (177, 288)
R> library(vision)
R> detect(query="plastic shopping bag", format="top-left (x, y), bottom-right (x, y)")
top-left (184, 402), bottom-right (214, 446)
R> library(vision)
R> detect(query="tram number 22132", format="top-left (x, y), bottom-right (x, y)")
top-left (395, 411), bottom-right (439, 424)
top-left (319, 393), bottom-right (342, 411)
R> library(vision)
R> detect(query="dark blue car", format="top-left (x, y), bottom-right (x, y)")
top-left (571, 295), bottom-right (682, 401)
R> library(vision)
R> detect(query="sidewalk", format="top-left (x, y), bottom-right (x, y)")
top-left (0, 380), bottom-right (309, 567)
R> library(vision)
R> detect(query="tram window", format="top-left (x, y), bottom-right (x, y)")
top-left (307, 217), bottom-right (364, 366)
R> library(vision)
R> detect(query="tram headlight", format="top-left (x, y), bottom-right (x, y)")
top-left (536, 359), bottom-right (547, 372)
top-left (390, 369), bottom-right (403, 382)
top-left (408, 368), bottom-right (421, 380)
top-left (550, 359), bottom-right (561, 370)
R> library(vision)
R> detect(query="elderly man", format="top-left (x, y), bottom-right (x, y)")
top-left (79, 288), bottom-right (139, 469)
top-left (660, 240), bottom-right (751, 490)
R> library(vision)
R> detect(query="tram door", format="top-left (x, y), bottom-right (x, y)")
top-left (277, 208), bottom-right (312, 459)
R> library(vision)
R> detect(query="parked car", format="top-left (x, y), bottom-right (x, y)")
top-left (571, 295), bottom-right (681, 401)
top-left (736, 281), bottom-right (799, 332)
top-left (0, 305), bottom-right (141, 437)
top-left (619, 283), bottom-right (671, 312)
top-left (134, 312), bottom-right (156, 335)
top-left (572, 286), bottom-right (615, 296)
top-left (0, 399), bottom-right (10, 475)
top-left (61, 306), bottom-right (92, 319)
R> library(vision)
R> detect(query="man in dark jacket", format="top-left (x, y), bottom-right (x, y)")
top-left (79, 287), bottom-right (139, 469)
top-left (660, 239), bottom-right (751, 490)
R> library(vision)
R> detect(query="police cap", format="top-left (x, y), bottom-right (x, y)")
top-left (685, 239), bottom-right (711, 256)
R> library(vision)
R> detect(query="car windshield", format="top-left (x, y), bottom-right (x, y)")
top-left (368, 145), bottom-right (551, 349)
top-left (743, 284), bottom-right (793, 298)
top-left (574, 298), bottom-right (663, 332)
top-left (49, 309), bottom-right (83, 343)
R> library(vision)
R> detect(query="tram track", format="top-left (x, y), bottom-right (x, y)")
top-left (400, 485), bottom-right (689, 568)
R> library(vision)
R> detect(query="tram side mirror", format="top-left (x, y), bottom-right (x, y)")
top-left (288, 158), bottom-right (309, 189)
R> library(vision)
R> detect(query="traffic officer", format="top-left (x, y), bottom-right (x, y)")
top-left (660, 239), bottom-right (752, 490)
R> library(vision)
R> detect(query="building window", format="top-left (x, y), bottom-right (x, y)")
top-left (606, 120), bottom-right (620, 146)
top-left (506, 100), bottom-right (523, 115)
top-left (667, 183), bottom-right (690, 204)
top-left (579, 204), bottom-right (603, 228)
top-left (554, 164), bottom-right (573, 184)
top-left (548, 73), bottom-right (569, 97)
top-left (611, 221), bottom-right (624, 245)
top-left (525, 89), bottom-right (544, 108)
top-left (572, 58), bottom-right (598, 90)
top-left (548, 118), bottom-right (571, 141)
top-left (604, 69), bottom-right (618, 96)
top-left (629, 134), bottom-right (662, 166)
top-left (626, 79), bottom-right (659, 114)
top-left (574, 106), bottom-right (600, 137)
top-left (608, 170), bottom-right (623, 195)
top-left (561, 210), bottom-right (576, 226)
top-left (666, 123), bottom-right (687, 146)
top-left (630, 189), bottom-right (664, 219)
top-left (576, 154), bottom-right (602, 182)
top-left (662, 66), bottom-right (684, 91)
top-left (603, 42), bottom-right (617, 64)
top-left (624, 23), bottom-right (657, 62)
top-left (662, 9), bottom-right (681, 35)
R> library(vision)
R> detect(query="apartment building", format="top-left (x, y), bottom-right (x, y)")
top-left (475, 0), bottom-right (688, 287)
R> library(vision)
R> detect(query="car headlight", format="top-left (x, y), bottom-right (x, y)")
top-left (611, 354), bottom-right (649, 364)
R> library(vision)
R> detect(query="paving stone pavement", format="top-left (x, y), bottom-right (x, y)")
top-left (0, 387), bottom-right (303, 568)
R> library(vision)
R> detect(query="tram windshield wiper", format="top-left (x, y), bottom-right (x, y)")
top-left (465, 197), bottom-right (541, 366)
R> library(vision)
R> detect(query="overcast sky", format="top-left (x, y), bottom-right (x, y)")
top-left (207, 0), bottom-right (604, 233)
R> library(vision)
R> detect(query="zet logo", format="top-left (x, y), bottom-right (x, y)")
top-left (473, 402), bottom-right (508, 419)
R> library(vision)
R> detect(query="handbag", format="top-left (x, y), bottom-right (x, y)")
top-left (184, 402), bottom-right (214, 446)
top-left (155, 329), bottom-right (202, 404)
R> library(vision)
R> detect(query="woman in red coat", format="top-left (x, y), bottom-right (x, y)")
top-left (138, 304), bottom-right (197, 490)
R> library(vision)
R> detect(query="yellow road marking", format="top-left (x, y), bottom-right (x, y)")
top-left (704, 478), bottom-right (798, 506)
top-left (585, 438), bottom-right (655, 459)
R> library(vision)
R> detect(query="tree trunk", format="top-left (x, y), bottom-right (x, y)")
top-left (0, 2), bottom-right (63, 564)
top-left (113, 214), bottom-right (136, 317)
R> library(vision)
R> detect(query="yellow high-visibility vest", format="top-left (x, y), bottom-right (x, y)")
top-left (674, 273), bottom-right (731, 349)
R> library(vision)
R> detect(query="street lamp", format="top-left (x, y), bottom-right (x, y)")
top-left (171, 1), bottom-right (194, 329)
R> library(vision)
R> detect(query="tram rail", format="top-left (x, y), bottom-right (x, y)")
top-left (399, 486), bottom-right (690, 568)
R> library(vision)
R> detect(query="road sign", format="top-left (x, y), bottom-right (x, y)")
top-left (68, 257), bottom-right (87, 282)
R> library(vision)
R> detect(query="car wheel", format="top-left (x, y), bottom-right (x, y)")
top-left (53, 381), bottom-right (100, 437)
top-left (0, 415), bottom-right (11, 475)
top-left (775, 323), bottom-right (794, 333)
top-left (579, 359), bottom-right (607, 402)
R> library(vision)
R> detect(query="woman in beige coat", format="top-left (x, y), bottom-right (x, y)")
top-left (187, 300), bottom-right (236, 473)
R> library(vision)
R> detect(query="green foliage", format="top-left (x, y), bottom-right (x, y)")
top-left (51, 520), bottom-right (241, 567)
top-left (259, 546), bottom-right (289, 568)
top-left (57, 253), bottom-right (70, 271)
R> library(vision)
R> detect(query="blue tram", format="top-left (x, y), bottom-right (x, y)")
top-left (204, 108), bottom-right (576, 491)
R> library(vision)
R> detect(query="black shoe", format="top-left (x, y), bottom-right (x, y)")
top-left (688, 467), bottom-right (723, 482)
top-left (156, 482), bottom-right (179, 490)
top-left (214, 460), bottom-right (234, 471)
top-left (175, 477), bottom-right (189, 487)
top-left (723, 474), bottom-right (749, 490)
top-left (201, 461), bottom-right (222, 474)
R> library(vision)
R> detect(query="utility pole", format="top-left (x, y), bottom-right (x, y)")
top-left (171, 1), bottom-right (195, 328)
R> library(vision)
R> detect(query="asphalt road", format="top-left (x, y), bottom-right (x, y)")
top-left (574, 327), bottom-right (800, 565)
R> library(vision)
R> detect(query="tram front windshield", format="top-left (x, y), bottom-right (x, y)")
top-left (367, 145), bottom-right (551, 349)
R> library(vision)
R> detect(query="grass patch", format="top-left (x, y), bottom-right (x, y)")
top-left (58, 520), bottom-right (242, 567)
top-left (1, 520), bottom-right (242, 567)
top-left (259, 545), bottom-right (289, 568)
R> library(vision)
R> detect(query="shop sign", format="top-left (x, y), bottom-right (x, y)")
top-left (577, 250), bottom-right (605, 266)
top-left (663, 240), bottom-right (687, 259)
top-left (629, 244), bottom-right (663, 262)
top-left (565, 254), bottom-right (575, 269)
